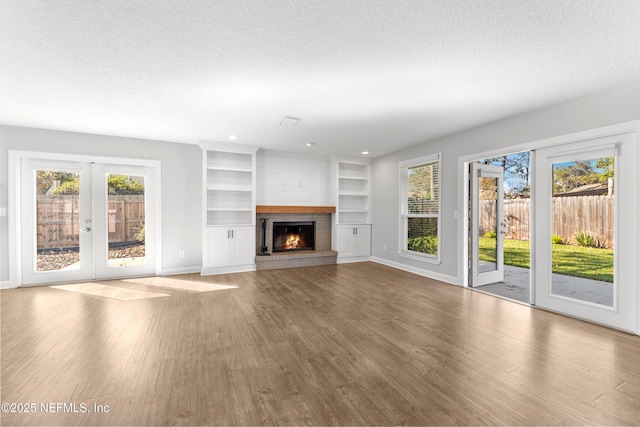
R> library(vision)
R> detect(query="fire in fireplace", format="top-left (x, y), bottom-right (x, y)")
top-left (273, 221), bottom-right (315, 252)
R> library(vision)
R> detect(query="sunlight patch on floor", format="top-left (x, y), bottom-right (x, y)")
top-left (123, 276), bottom-right (239, 292)
top-left (51, 283), bottom-right (171, 301)
top-left (108, 257), bottom-right (146, 267)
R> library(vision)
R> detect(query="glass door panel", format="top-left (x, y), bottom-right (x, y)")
top-left (21, 160), bottom-right (94, 285)
top-left (550, 157), bottom-right (614, 307)
top-left (478, 175), bottom-right (499, 274)
top-left (106, 174), bottom-right (146, 268)
top-left (35, 170), bottom-right (81, 271)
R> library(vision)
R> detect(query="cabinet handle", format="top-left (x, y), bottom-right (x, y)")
top-left (227, 230), bottom-right (230, 239)
top-left (231, 230), bottom-right (234, 239)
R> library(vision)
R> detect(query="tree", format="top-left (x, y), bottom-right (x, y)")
top-left (35, 171), bottom-right (78, 195)
top-left (106, 175), bottom-right (144, 195)
top-left (47, 174), bottom-right (144, 195)
top-left (594, 158), bottom-right (614, 185)
top-left (552, 159), bottom-right (613, 194)
top-left (482, 151), bottom-right (530, 197)
top-left (407, 162), bottom-right (438, 214)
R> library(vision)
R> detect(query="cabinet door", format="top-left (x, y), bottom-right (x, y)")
top-left (337, 225), bottom-right (355, 257)
top-left (205, 227), bottom-right (231, 268)
top-left (230, 226), bottom-right (255, 266)
top-left (353, 225), bottom-right (371, 257)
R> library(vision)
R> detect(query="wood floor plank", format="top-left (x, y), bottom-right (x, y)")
top-left (2, 262), bottom-right (640, 425)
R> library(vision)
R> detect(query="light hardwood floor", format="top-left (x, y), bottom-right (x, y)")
top-left (1, 262), bottom-right (640, 425)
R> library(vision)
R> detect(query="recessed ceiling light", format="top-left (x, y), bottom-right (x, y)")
top-left (362, 151), bottom-right (369, 155)
top-left (305, 142), bottom-right (315, 147)
top-left (228, 135), bottom-right (238, 140)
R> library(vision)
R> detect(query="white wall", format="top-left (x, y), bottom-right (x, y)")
top-left (370, 79), bottom-right (640, 284)
top-left (256, 149), bottom-right (330, 206)
top-left (0, 126), bottom-right (203, 283)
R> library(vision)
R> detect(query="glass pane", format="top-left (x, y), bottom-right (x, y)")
top-left (407, 217), bottom-right (438, 255)
top-left (551, 157), bottom-right (614, 306)
top-left (478, 176), bottom-right (498, 273)
top-left (35, 170), bottom-right (81, 271)
top-left (107, 174), bottom-right (146, 268)
top-left (407, 162), bottom-right (439, 214)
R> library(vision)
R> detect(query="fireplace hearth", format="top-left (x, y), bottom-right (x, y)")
top-left (273, 221), bottom-right (315, 252)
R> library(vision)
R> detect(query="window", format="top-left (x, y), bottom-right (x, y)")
top-left (400, 153), bottom-right (441, 263)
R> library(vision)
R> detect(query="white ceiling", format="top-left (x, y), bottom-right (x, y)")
top-left (2, 1), bottom-right (640, 158)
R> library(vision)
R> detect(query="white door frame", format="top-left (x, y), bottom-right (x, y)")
top-left (534, 135), bottom-right (636, 331)
top-left (470, 163), bottom-right (505, 287)
top-left (8, 150), bottom-right (162, 287)
top-left (457, 120), bottom-right (639, 334)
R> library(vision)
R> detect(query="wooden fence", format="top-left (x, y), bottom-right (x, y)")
top-left (480, 195), bottom-right (614, 247)
top-left (36, 195), bottom-right (145, 248)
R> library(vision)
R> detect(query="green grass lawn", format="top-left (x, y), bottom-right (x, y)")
top-left (478, 237), bottom-right (613, 282)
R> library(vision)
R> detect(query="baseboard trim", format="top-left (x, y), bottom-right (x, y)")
top-left (370, 257), bottom-right (459, 286)
top-left (161, 266), bottom-right (202, 276)
top-left (336, 256), bottom-right (372, 264)
top-left (201, 264), bottom-right (257, 276)
top-left (1, 280), bottom-right (15, 290)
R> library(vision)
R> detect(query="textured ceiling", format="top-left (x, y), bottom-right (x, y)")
top-left (1, 0), bottom-right (640, 157)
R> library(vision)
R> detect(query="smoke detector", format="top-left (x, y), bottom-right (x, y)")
top-left (280, 115), bottom-right (302, 127)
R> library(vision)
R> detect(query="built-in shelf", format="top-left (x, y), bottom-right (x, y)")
top-left (334, 159), bottom-right (370, 224)
top-left (330, 156), bottom-right (372, 260)
top-left (201, 141), bottom-right (258, 275)
top-left (207, 184), bottom-right (253, 192)
top-left (256, 205), bottom-right (336, 214)
top-left (207, 166), bottom-right (253, 173)
top-left (203, 147), bottom-right (256, 227)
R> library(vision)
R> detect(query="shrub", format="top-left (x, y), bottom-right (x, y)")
top-left (573, 231), bottom-right (606, 248)
top-left (484, 231), bottom-right (497, 238)
top-left (51, 180), bottom-right (80, 195)
top-left (551, 235), bottom-right (564, 245)
top-left (408, 235), bottom-right (438, 255)
top-left (108, 175), bottom-right (144, 195)
top-left (134, 221), bottom-right (145, 243)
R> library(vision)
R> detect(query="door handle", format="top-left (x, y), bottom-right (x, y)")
top-left (82, 227), bottom-right (92, 232)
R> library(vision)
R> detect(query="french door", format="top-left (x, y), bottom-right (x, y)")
top-left (470, 163), bottom-right (504, 286)
top-left (20, 158), bottom-right (157, 285)
top-left (533, 133), bottom-right (637, 331)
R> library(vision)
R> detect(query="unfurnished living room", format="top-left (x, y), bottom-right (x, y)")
top-left (1, 1), bottom-right (640, 426)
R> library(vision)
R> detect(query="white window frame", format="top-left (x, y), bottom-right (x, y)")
top-left (399, 153), bottom-right (442, 264)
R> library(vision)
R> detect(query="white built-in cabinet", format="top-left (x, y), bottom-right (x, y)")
top-left (330, 156), bottom-right (372, 262)
top-left (201, 142), bottom-right (258, 274)
top-left (336, 224), bottom-right (372, 258)
top-left (204, 226), bottom-right (255, 268)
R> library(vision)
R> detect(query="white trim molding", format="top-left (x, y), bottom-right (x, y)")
top-left (371, 256), bottom-right (458, 286)
top-left (161, 266), bottom-right (202, 276)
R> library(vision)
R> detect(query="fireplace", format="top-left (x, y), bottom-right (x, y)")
top-left (272, 221), bottom-right (315, 252)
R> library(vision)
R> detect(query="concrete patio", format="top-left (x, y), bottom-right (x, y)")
top-left (476, 265), bottom-right (613, 306)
